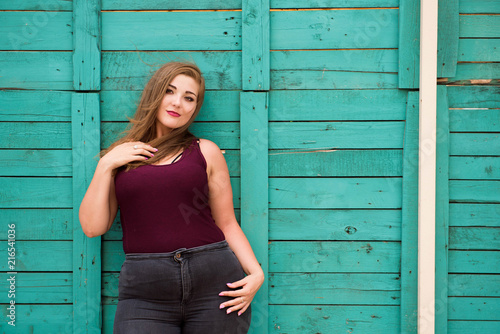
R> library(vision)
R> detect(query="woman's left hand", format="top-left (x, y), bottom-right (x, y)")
top-left (218, 271), bottom-right (265, 316)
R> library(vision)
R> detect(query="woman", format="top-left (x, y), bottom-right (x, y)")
top-left (79, 61), bottom-right (264, 333)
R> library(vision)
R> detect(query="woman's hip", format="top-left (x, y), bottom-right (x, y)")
top-left (118, 241), bottom-right (246, 302)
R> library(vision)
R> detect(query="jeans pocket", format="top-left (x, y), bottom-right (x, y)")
top-left (228, 249), bottom-right (246, 277)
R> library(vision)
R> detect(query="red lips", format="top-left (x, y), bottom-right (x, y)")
top-left (167, 111), bottom-right (180, 117)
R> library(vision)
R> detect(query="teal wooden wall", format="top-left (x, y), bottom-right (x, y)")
top-left (0, 0), bottom-right (498, 333)
top-left (434, 1), bottom-right (500, 333)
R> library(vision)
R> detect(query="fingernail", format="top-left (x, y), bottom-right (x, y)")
top-left (238, 312), bottom-right (241, 316)
top-left (226, 283), bottom-right (232, 286)
top-left (219, 293), bottom-right (224, 296)
top-left (220, 304), bottom-right (224, 309)
top-left (227, 309), bottom-right (231, 314)
top-left (154, 148), bottom-right (158, 152)
top-left (145, 157), bottom-right (148, 160)
top-left (151, 154), bottom-right (154, 157)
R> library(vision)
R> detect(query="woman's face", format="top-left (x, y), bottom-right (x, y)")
top-left (155, 74), bottom-right (200, 138)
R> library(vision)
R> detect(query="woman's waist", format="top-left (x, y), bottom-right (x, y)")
top-left (124, 239), bottom-right (228, 259)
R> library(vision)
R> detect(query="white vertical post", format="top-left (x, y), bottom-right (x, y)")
top-left (418, 0), bottom-right (438, 333)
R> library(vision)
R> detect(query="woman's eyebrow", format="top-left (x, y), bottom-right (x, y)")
top-left (168, 84), bottom-right (197, 97)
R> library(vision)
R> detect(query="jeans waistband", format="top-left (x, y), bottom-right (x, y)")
top-left (125, 240), bottom-right (229, 260)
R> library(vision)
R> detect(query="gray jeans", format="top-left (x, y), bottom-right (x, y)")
top-left (113, 240), bottom-right (251, 333)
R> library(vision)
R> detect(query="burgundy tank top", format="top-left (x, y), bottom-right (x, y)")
top-left (114, 138), bottom-right (226, 253)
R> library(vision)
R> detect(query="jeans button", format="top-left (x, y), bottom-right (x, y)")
top-left (175, 253), bottom-right (181, 259)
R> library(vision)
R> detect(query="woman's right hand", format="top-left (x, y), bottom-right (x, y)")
top-left (100, 141), bottom-right (158, 170)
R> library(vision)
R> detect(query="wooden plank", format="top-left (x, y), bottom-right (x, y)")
top-left (0, 305), bottom-right (73, 333)
top-left (101, 241), bottom-right (127, 271)
top-left (271, 69), bottom-right (398, 89)
top-left (0, 90), bottom-right (71, 121)
top-left (269, 89), bottom-right (407, 121)
top-left (449, 250), bottom-right (500, 273)
top-left (269, 209), bottom-right (401, 241)
top-left (398, 0), bottom-right (420, 88)
top-left (101, 51), bottom-right (242, 90)
top-left (449, 180), bottom-right (500, 203)
top-left (269, 121), bottom-right (404, 148)
top-left (269, 241), bottom-right (400, 272)
top-left (437, 0), bottom-right (459, 77)
top-left (0, 177), bottom-right (72, 208)
top-left (449, 110), bottom-right (499, 132)
top-left (269, 149), bottom-right (403, 176)
top-left (240, 92), bottom-right (269, 334)
top-left (459, 15), bottom-right (500, 37)
top-left (101, 122), bottom-right (240, 149)
top-left (101, 272), bottom-right (119, 300)
top-left (102, 121), bottom-right (405, 150)
top-left (444, 63), bottom-right (500, 84)
top-left (268, 305), bottom-right (400, 334)
top-left (102, 12), bottom-right (241, 51)
top-left (0, 12), bottom-right (72, 50)
top-left (0, 149), bottom-right (400, 178)
top-left (0, 150), bottom-right (72, 176)
top-left (103, 305), bottom-right (117, 333)
top-left (448, 297), bottom-right (500, 320)
top-left (449, 204), bottom-right (500, 227)
top-left (100, 284), bottom-right (402, 331)
top-left (0, 209), bottom-right (72, 240)
top-left (71, 93), bottom-right (101, 333)
top-left (450, 157), bottom-right (500, 180)
top-left (271, 49), bottom-right (397, 72)
top-left (107, 209), bottom-right (401, 242)
top-left (242, 0), bottom-right (269, 90)
top-left (73, 0), bottom-right (101, 91)
top-left (0, 241), bottom-right (72, 271)
top-left (447, 86), bottom-right (500, 108)
top-left (102, 240), bottom-right (500, 275)
top-left (401, 91), bottom-right (418, 333)
top-left (459, 0), bottom-right (500, 13)
top-left (448, 321), bottom-right (500, 333)
top-left (435, 85), bottom-right (449, 334)
top-left (0, 273), bottom-right (71, 303)
top-left (0, 123), bottom-right (72, 149)
top-left (101, 0), bottom-right (241, 10)
top-left (0, 0), bottom-right (72, 10)
top-left (449, 227), bottom-right (500, 250)
top-left (449, 274), bottom-right (500, 296)
top-left (271, 0), bottom-right (398, 8)
top-left (269, 273), bottom-right (400, 305)
top-left (0, 51), bottom-right (73, 90)
top-left (270, 9), bottom-right (398, 49)
top-left (458, 39), bottom-right (500, 62)
top-left (450, 133), bottom-right (500, 156)
top-left (100, 90), bottom-right (240, 121)
top-left (269, 178), bottom-right (402, 209)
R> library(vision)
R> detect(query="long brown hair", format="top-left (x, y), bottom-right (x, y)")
top-left (99, 61), bottom-right (206, 175)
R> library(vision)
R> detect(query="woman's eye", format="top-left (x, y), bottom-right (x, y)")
top-left (166, 89), bottom-right (173, 94)
top-left (186, 97), bottom-right (194, 102)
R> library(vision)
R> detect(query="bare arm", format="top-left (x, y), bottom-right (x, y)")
top-left (78, 141), bottom-right (157, 238)
top-left (78, 160), bottom-right (118, 238)
top-left (200, 139), bottom-right (264, 316)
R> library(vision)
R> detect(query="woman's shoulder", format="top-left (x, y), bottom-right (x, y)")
top-left (197, 138), bottom-right (221, 153)
top-left (197, 138), bottom-right (226, 175)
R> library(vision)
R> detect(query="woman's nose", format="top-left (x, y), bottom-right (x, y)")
top-left (172, 94), bottom-right (181, 106)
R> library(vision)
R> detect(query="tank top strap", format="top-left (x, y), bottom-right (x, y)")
top-left (191, 137), bottom-right (208, 170)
